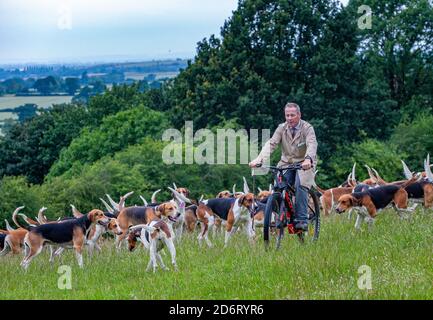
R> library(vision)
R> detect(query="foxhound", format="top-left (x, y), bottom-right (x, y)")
top-left (115, 201), bottom-right (178, 249)
top-left (129, 219), bottom-right (178, 273)
top-left (197, 193), bottom-right (258, 248)
top-left (17, 209), bottom-right (109, 269)
top-left (336, 176), bottom-right (419, 230)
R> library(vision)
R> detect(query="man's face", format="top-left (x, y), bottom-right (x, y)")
top-left (285, 107), bottom-right (301, 128)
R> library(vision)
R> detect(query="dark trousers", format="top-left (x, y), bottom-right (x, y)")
top-left (284, 170), bottom-right (309, 223)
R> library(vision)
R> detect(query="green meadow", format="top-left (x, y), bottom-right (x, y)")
top-left (1, 210), bottom-right (432, 300)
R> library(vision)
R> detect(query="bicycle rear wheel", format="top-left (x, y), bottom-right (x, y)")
top-left (298, 188), bottom-right (321, 243)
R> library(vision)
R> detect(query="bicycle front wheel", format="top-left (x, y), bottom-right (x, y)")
top-left (264, 192), bottom-right (282, 249)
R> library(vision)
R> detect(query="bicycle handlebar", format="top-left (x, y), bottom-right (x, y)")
top-left (254, 163), bottom-right (303, 171)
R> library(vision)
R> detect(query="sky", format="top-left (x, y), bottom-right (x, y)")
top-left (0, 0), bottom-right (349, 65)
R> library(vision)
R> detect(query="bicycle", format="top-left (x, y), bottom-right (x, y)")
top-left (255, 163), bottom-right (321, 249)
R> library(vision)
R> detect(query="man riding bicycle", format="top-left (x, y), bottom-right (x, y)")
top-left (249, 102), bottom-right (318, 232)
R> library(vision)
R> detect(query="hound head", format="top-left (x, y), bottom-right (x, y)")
top-left (156, 202), bottom-right (178, 222)
top-left (88, 209), bottom-right (109, 226)
top-left (127, 228), bottom-right (142, 252)
top-left (217, 190), bottom-right (232, 198)
top-left (238, 193), bottom-right (258, 215)
top-left (107, 218), bottom-right (122, 235)
top-left (336, 194), bottom-right (356, 214)
top-left (176, 187), bottom-right (190, 198)
top-left (362, 178), bottom-right (376, 186)
top-left (257, 190), bottom-right (271, 202)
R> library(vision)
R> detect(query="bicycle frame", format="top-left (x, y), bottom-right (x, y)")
top-left (262, 163), bottom-right (304, 235)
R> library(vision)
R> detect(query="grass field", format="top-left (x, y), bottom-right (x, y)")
top-left (124, 72), bottom-right (180, 81)
top-left (0, 95), bottom-right (73, 110)
top-left (0, 210), bottom-right (432, 300)
top-left (0, 112), bottom-right (17, 121)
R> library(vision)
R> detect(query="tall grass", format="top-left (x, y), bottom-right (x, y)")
top-left (1, 210), bottom-right (432, 300)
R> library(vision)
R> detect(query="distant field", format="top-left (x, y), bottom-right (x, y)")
top-left (0, 112), bottom-right (18, 121)
top-left (124, 72), bottom-right (179, 81)
top-left (0, 211), bottom-right (432, 299)
top-left (0, 95), bottom-right (73, 110)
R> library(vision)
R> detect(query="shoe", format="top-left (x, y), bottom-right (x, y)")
top-left (295, 221), bottom-right (308, 232)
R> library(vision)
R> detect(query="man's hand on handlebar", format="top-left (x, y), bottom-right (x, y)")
top-left (301, 158), bottom-right (312, 170)
top-left (249, 159), bottom-right (262, 168)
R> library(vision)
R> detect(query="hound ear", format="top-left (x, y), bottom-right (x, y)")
top-left (157, 203), bottom-right (166, 214)
top-left (350, 196), bottom-right (359, 207)
top-left (87, 210), bottom-right (95, 221)
top-left (239, 195), bottom-right (246, 205)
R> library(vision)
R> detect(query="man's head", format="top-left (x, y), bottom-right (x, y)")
top-left (285, 103), bottom-right (301, 128)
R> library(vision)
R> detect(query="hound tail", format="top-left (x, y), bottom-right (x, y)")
top-left (12, 206), bottom-right (32, 230)
top-left (312, 181), bottom-right (327, 195)
top-left (401, 175), bottom-right (420, 188)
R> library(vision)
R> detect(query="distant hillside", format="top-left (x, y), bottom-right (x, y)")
top-left (0, 59), bottom-right (189, 81)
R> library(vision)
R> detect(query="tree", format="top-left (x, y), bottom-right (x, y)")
top-left (0, 176), bottom-right (42, 229)
top-left (47, 105), bottom-right (169, 179)
top-left (390, 112), bottom-right (433, 168)
top-left (65, 77), bottom-right (80, 95)
top-left (0, 104), bottom-right (90, 184)
top-left (349, 0), bottom-right (433, 112)
top-left (2, 78), bottom-right (26, 94)
top-left (33, 76), bottom-right (59, 95)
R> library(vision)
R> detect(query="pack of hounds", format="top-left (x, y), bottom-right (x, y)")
top-left (1, 155), bottom-right (432, 272)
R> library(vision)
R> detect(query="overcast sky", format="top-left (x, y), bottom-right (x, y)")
top-left (0, 0), bottom-right (349, 64)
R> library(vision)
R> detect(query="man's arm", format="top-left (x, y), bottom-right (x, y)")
top-left (304, 125), bottom-right (318, 165)
top-left (249, 124), bottom-right (284, 167)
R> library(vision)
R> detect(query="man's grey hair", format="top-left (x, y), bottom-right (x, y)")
top-left (284, 102), bottom-right (301, 113)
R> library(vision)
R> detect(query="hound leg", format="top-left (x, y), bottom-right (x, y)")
top-left (73, 233), bottom-right (85, 268)
top-left (48, 245), bottom-right (55, 263)
top-left (224, 231), bottom-right (232, 248)
top-left (149, 241), bottom-right (158, 273)
top-left (115, 231), bottom-right (128, 250)
top-left (354, 213), bottom-right (363, 230)
top-left (197, 216), bottom-right (213, 247)
top-left (164, 238), bottom-right (178, 271)
top-left (205, 215), bottom-right (214, 248)
top-left (197, 221), bottom-right (209, 247)
top-left (224, 223), bottom-right (235, 249)
top-left (175, 221), bottom-right (184, 242)
top-left (347, 208), bottom-right (353, 220)
top-left (204, 232), bottom-right (213, 248)
top-left (87, 240), bottom-right (95, 256)
top-left (140, 231), bottom-right (150, 250)
top-left (365, 216), bottom-right (375, 232)
top-left (246, 219), bottom-right (256, 245)
top-left (0, 240), bottom-right (11, 257)
top-left (23, 242), bottom-right (29, 257)
top-left (145, 258), bottom-right (153, 272)
top-left (75, 251), bottom-right (84, 268)
top-left (156, 252), bottom-right (168, 271)
top-left (54, 247), bottom-right (65, 258)
top-left (21, 243), bottom-right (43, 270)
